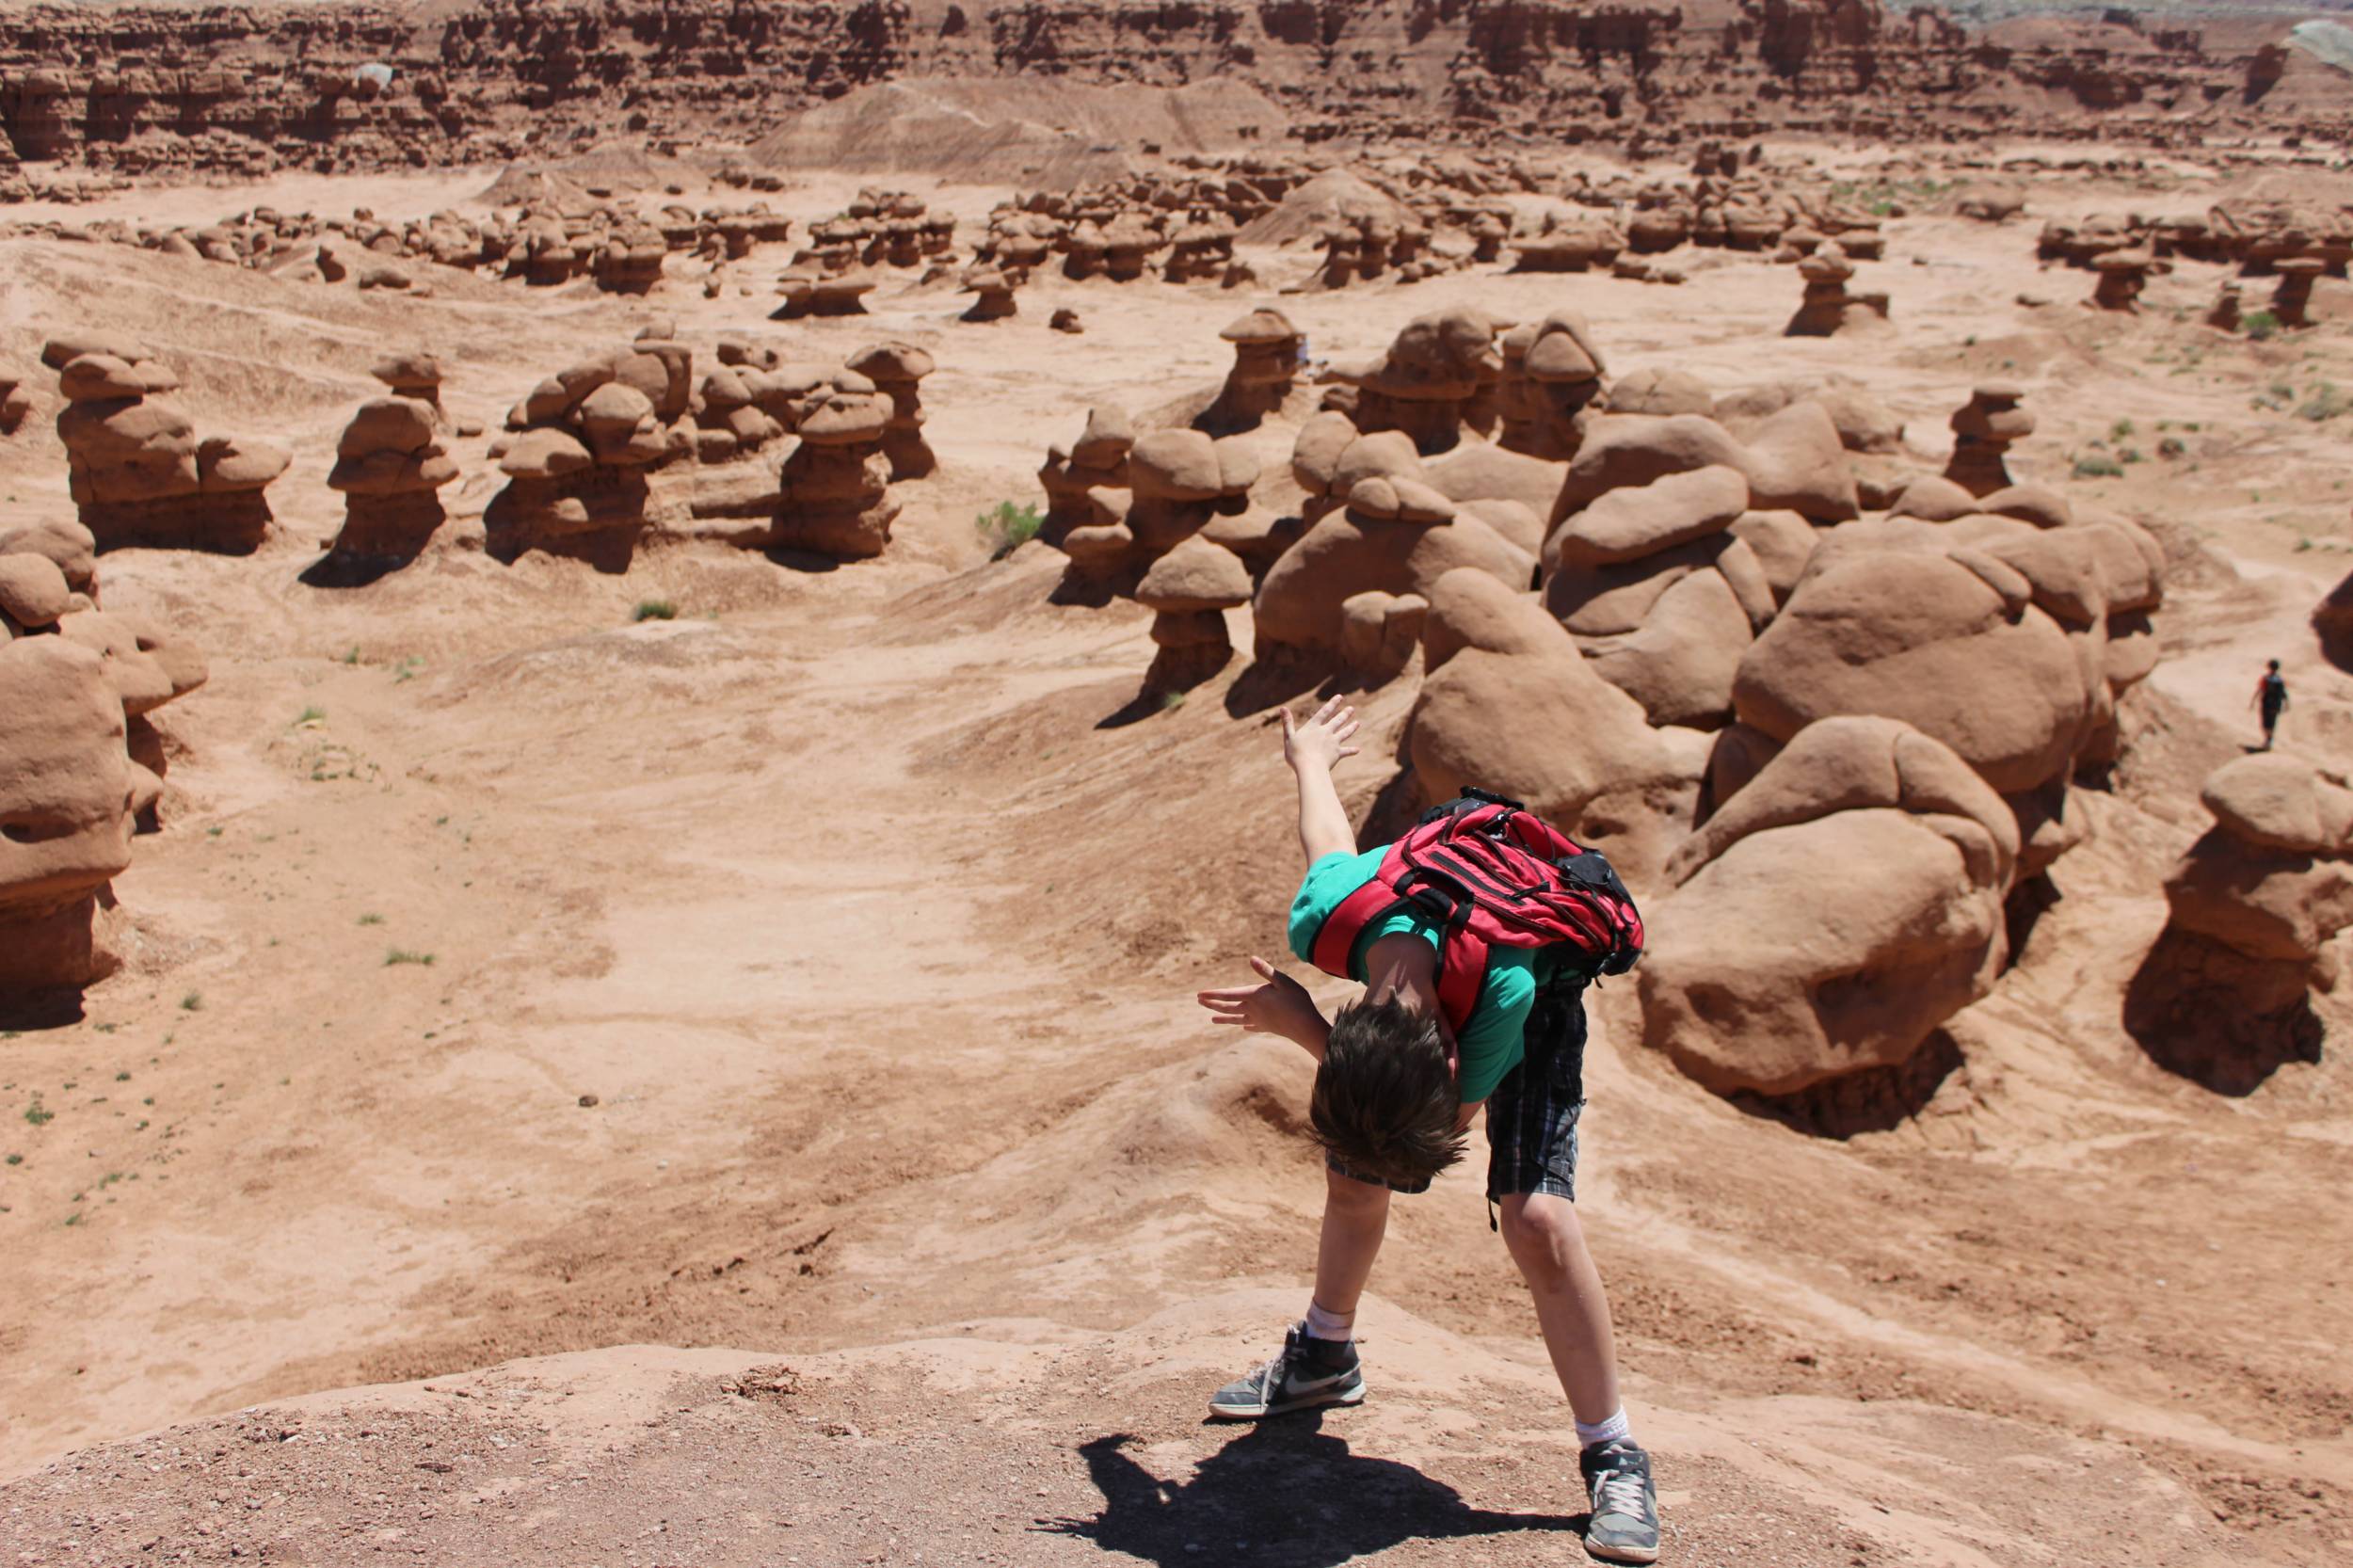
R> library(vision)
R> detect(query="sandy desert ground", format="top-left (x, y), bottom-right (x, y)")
top-left (2, 147), bottom-right (2351, 1568)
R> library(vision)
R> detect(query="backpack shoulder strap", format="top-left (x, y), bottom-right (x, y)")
top-left (1310, 874), bottom-right (1411, 983)
top-left (1433, 927), bottom-right (1484, 1035)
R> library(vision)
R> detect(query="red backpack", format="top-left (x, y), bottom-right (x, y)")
top-left (1306, 789), bottom-right (1644, 1033)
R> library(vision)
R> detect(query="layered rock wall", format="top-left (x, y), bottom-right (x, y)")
top-left (0, 1), bottom-right (2325, 191)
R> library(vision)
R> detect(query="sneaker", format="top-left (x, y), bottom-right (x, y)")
top-left (1579, 1438), bottom-right (1661, 1564)
top-left (1206, 1322), bottom-right (1365, 1419)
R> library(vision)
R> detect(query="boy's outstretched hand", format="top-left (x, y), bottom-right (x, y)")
top-left (1197, 956), bottom-right (1328, 1055)
top-left (1282, 696), bottom-right (1360, 774)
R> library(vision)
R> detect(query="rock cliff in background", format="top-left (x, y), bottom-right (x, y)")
top-left (0, 2), bottom-right (2335, 191)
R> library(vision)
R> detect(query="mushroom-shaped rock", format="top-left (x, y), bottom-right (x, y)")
top-left (845, 342), bottom-right (937, 481)
top-left (318, 372), bottom-right (460, 584)
top-left (1204, 307), bottom-right (1304, 431)
top-left (1945, 385), bottom-right (2033, 497)
top-left (2130, 753), bottom-right (2353, 1092)
top-left (0, 637), bottom-right (136, 993)
top-left (50, 346), bottom-right (283, 553)
top-left (1136, 536), bottom-right (1252, 692)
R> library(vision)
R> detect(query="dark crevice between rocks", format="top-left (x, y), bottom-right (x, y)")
top-left (1726, 1029), bottom-right (1966, 1140)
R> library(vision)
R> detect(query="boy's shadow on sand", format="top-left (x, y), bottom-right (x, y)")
top-left (1039, 1413), bottom-right (1582, 1567)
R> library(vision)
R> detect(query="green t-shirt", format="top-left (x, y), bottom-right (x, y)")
top-left (1287, 847), bottom-right (1572, 1105)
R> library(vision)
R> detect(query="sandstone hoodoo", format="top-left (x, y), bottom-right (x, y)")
top-left (2, 522), bottom-right (204, 996)
top-left (769, 376), bottom-right (904, 560)
top-left (1945, 384), bottom-right (2032, 497)
top-left (1197, 308), bottom-right (1304, 435)
top-left (1784, 244), bottom-right (1889, 337)
top-left (1334, 306), bottom-right (1505, 456)
top-left (2130, 754), bottom-right (2353, 1095)
top-left (1036, 405), bottom-right (1133, 552)
top-left (1134, 535), bottom-right (1252, 696)
top-left (958, 264), bottom-right (1017, 323)
top-left (679, 345), bottom-right (922, 562)
top-left (590, 215), bottom-right (669, 294)
top-left (2271, 257), bottom-right (2325, 330)
top-left (488, 334), bottom-right (693, 571)
top-left (844, 343), bottom-right (936, 482)
top-left (317, 353), bottom-right (460, 584)
top-left (2089, 247), bottom-right (2159, 312)
top-left (0, 635), bottom-right (134, 998)
top-left (1497, 311), bottom-right (1608, 462)
top-left (44, 335), bottom-right (290, 554)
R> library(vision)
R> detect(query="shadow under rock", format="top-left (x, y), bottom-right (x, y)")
top-left (1726, 1028), bottom-right (1968, 1139)
top-left (2123, 926), bottom-right (2325, 1096)
top-left (1040, 1416), bottom-right (1581, 1568)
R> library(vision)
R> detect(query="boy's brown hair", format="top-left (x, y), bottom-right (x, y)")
top-left (1310, 996), bottom-right (1465, 1188)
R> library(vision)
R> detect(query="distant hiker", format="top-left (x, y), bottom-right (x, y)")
top-left (2252, 659), bottom-right (2290, 750)
top-left (1194, 696), bottom-right (1660, 1564)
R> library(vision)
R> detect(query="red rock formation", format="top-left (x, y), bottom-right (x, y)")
top-left (1, 2), bottom-right (2338, 195)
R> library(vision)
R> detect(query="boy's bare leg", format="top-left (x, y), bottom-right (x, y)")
top-left (1311, 1166), bottom-right (1392, 1325)
top-left (1497, 1192), bottom-right (1623, 1423)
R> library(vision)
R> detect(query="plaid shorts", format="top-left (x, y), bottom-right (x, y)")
top-left (1326, 981), bottom-right (1589, 1203)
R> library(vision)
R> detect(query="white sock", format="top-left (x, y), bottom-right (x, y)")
top-left (1304, 1299), bottom-right (1354, 1343)
top-left (1576, 1407), bottom-right (1632, 1448)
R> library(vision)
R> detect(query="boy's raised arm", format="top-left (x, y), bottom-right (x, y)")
top-left (1285, 696), bottom-right (1362, 867)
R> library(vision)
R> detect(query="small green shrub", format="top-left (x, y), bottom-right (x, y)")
top-left (179, 991), bottom-right (202, 1013)
top-left (2297, 382), bottom-right (2352, 422)
top-left (293, 705), bottom-right (326, 728)
top-left (384, 949), bottom-right (437, 968)
top-left (2072, 455), bottom-right (2125, 480)
top-left (2244, 310), bottom-right (2281, 341)
top-left (24, 1100), bottom-right (53, 1127)
top-left (632, 600), bottom-right (679, 623)
top-left (976, 500), bottom-right (1045, 560)
top-left (358, 912), bottom-right (385, 926)
top-left (2109, 417), bottom-right (2136, 441)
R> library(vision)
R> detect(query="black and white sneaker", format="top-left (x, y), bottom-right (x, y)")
top-left (1206, 1322), bottom-right (1366, 1419)
top-left (1579, 1438), bottom-right (1661, 1563)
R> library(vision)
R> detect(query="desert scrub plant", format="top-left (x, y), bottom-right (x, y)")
top-left (293, 705), bottom-right (326, 728)
top-left (2109, 417), bottom-right (2136, 441)
top-left (24, 1098), bottom-right (53, 1126)
top-left (976, 500), bottom-right (1045, 560)
top-left (2297, 382), bottom-right (2352, 422)
top-left (179, 990), bottom-right (202, 1012)
top-left (2244, 310), bottom-right (2281, 341)
top-left (384, 949), bottom-right (437, 968)
top-left (2072, 455), bottom-right (2125, 480)
top-left (632, 600), bottom-right (678, 622)
top-left (357, 912), bottom-right (385, 926)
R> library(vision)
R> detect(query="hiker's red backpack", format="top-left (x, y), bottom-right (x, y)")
top-left (1306, 789), bottom-right (1644, 1032)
